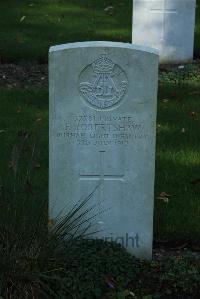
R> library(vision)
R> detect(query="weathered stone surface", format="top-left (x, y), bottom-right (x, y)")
top-left (49, 41), bottom-right (158, 259)
top-left (132, 0), bottom-right (196, 64)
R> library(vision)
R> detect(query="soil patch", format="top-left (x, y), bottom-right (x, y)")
top-left (0, 63), bottom-right (48, 88)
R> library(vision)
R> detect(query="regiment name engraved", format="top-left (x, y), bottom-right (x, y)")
top-left (56, 114), bottom-right (150, 146)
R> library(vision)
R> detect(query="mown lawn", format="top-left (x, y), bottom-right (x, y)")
top-left (0, 81), bottom-right (200, 242)
top-left (0, 0), bottom-right (131, 62)
top-left (0, 87), bottom-right (48, 194)
top-left (155, 82), bottom-right (200, 242)
top-left (0, 0), bottom-right (199, 62)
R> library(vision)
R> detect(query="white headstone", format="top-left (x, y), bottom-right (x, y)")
top-left (132, 0), bottom-right (196, 64)
top-left (49, 41), bottom-right (159, 259)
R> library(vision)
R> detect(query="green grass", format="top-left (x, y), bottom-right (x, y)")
top-left (0, 82), bottom-right (200, 242)
top-left (0, 0), bottom-right (131, 62)
top-left (0, 0), bottom-right (199, 62)
top-left (155, 83), bottom-right (200, 242)
top-left (0, 88), bottom-right (48, 200)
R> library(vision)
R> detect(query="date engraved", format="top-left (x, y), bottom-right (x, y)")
top-left (79, 54), bottom-right (128, 110)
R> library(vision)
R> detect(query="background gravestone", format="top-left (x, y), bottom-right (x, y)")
top-left (49, 41), bottom-right (159, 259)
top-left (132, 0), bottom-right (196, 64)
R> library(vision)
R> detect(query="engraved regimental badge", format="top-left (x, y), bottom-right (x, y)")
top-left (79, 54), bottom-right (128, 110)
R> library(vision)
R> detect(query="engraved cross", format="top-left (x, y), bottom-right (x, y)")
top-left (79, 151), bottom-right (124, 204)
top-left (150, 0), bottom-right (177, 42)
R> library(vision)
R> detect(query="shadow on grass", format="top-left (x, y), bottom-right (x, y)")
top-left (154, 153), bottom-right (200, 242)
top-left (0, 0), bottom-right (132, 62)
top-left (0, 82), bottom-right (200, 242)
top-left (157, 82), bottom-right (200, 157)
top-left (154, 82), bottom-right (200, 241)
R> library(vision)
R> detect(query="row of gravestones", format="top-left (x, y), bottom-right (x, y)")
top-left (49, 1), bottom-right (197, 260)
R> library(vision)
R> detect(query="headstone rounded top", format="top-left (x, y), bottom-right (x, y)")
top-left (49, 39), bottom-right (159, 259)
top-left (49, 41), bottom-right (159, 56)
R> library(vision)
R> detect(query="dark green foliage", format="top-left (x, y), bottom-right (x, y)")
top-left (0, 185), bottom-right (137, 298)
top-left (0, 134), bottom-right (137, 298)
top-left (49, 240), bottom-right (137, 299)
top-left (159, 63), bottom-right (200, 84)
top-left (128, 256), bottom-right (200, 299)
